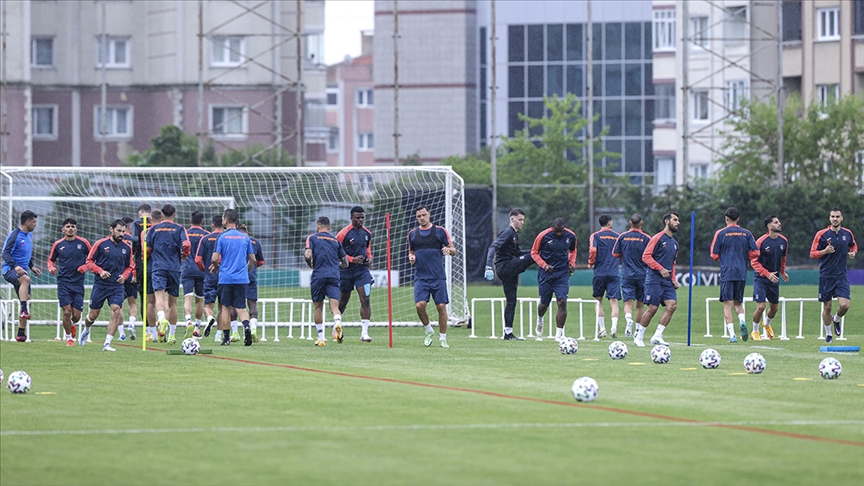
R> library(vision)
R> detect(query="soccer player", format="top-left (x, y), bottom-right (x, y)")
top-left (182, 211), bottom-right (209, 339)
top-left (484, 208), bottom-right (535, 340)
top-left (611, 214), bottom-right (651, 339)
top-left (635, 212), bottom-right (680, 348)
top-left (530, 217), bottom-right (577, 342)
top-left (142, 209), bottom-right (163, 342)
top-left (750, 215), bottom-right (789, 341)
top-left (145, 204), bottom-right (191, 344)
top-left (212, 209), bottom-right (256, 346)
top-left (47, 218), bottom-right (91, 346)
top-left (2, 210), bottom-right (41, 342)
top-left (80, 219), bottom-right (134, 351)
top-left (810, 208), bottom-right (857, 343)
top-left (336, 207), bottom-right (374, 343)
top-left (588, 214), bottom-right (620, 339)
top-left (196, 215), bottom-right (224, 340)
top-left (710, 207), bottom-right (758, 343)
top-left (120, 216), bottom-right (138, 340)
top-left (127, 203), bottom-right (151, 339)
top-left (408, 206), bottom-right (457, 348)
top-left (305, 216), bottom-right (348, 347)
top-left (235, 223), bottom-right (264, 342)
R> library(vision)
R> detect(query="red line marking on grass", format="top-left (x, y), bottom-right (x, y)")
top-left (119, 344), bottom-right (863, 448)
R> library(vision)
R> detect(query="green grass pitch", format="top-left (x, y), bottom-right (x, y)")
top-left (1, 285), bottom-right (862, 485)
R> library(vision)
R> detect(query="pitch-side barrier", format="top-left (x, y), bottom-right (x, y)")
top-left (705, 297), bottom-right (846, 341)
top-left (470, 297), bottom-right (604, 341)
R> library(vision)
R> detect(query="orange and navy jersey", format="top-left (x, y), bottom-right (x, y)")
top-left (145, 221), bottom-right (190, 272)
top-left (86, 236), bottom-right (134, 286)
top-left (751, 233), bottom-right (788, 280)
top-left (642, 231), bottom-right (678, 284)
top-left (531, 227), bottom-right (577, 277)
top-left (182, 226), bottom-right (210, 277)
top-left (195, 229), bottom-right (222, 274)
top-left (588, 228), bottom-right (620, 277)
top-left (336, 224), bottom-right (373, 268)
top-left (48, 236), bottom-right (92, 284)
top-left (307, 231), bottom-right (347, 281)
top-left (709, 225), bottom-right (758, 282)
top-left (810, 226), bottom-right (858, 278)
top-left (249, 236), bottom-right (265, 282)
top-left (408, 225), bottom-right (452, 281)
top-left (612, 229), bottom-right (651, 280)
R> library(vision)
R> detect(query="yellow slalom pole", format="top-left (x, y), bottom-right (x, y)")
top-left (142, 215), bottom-right (148, 351)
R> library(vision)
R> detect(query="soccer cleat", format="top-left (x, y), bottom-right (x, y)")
top-left (597, 329), bottom-right (607, 339)
top-left (610, 326), bottom-right (617, 339)
top-left (424, 330), bottom-right (434, 347)
top-left (739, 322), bottom-right (749, 342)
top-left (220, 339), bottom-right (231, 346)
top-left (360, 334), bottom-right (372, 343)
top-left (192, 329), bottom-right (201, 338)
top-left (729, 335), bottom-right (738, 343)
top-left (825, 334), bottom-right (833, 344)
top-left (19, 310), bottom-right (31, 320)
top-left (127, 326), bottom-right (136, 340)
top-left (833, 319), bottom-right (842, 337)
top-left (244, 326), bottom-right (252, 346)
top-left (633, 337), bottom-right (645, 348)
top-left (79, 327), bottom-right (90, 346)
top-left (119, 333), bottom-right (127, 342)
top-left (203, 320), bottom-right (215, 337)
top-left (314, 338), bottom-right (326, 347)
top-left (102, 344), bottom-right (116, 352)
top-left (71, 324), bottom-right (77, 339)
top-left (230, 332), bottom-right (240, 343)
top-left (333, 322), bottom-right (343, 344)
top-left (66, 339), bottom-right (75, 346)
top-left (157, 318), bottom-right (169, 338)
top-left (535, 319), bottom-right (544, 337)
top-left (503, 333), bottom-right (524, 341)
top-left (649, 336), bottom-right (669, 346)
top-left (184, 323), bottom-right (195, 339)
top-left (167, 335), bottom-right (176, 345)
top-left (145, 334), bottom-right (154, 343)
top-left (763, 325), bottom-right (775, 340)
top-left (439, 339), bottom-right (450, 349)
top-left (624, 323), bottom-right (634, 339)
top-left (750, 331), bottom-right (762, 341)
top-left (252, 332), bottom-right (258, 343)
top-left (16, 334), bottom-right (27, 343)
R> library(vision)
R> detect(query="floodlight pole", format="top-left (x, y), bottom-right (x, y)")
top-left (586, 0), bottom-right (594, 233)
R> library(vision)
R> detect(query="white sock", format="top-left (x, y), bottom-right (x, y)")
top-left (361, 319), bottom-right (370, 335)
top-left (231, 321), bottom-right (238, 334)
top-left (624, 313), bottom-right (633, 323)
top-left (597, 316), bottom-right (606, 330)
top-left (334, 314), bottom-right (342, 325)
top-left (439, 332), bottom-right (447, 340)
top-left (752, 321), bottom-right (760, 333)
top-left (653, 325), bottom-right (665, 339)
top-left (737, 313), bottom-right (745, 324)
top-left (118, 326), bottom-right (126, 337)
top-left (832, 314), bottom-right (840, 324)
top-left (65, 333), bottom-right (72, 340)
top-left (169, 324), bottom-right (176, 336)
top-left (157, 310), bottom-right (166, 321)
top-left (726, 322), bottom-right (735, 335)
top-left (611, 317), bottom-right (618, 329)
top-left (635, 325), bottom-right (646, 340)
top-left (765, 316), bottom-right (773, 327)
top-left (316, 324), bottom-right (325, 340)
top-left (537, 316), bottom-right (544, 326)
top-left (424, 324), bottom-right (433, 333)
top-left (195, 318), bottom-right (201, 328)
top-left (824, 323), bottom-right (832, 336)
top-left (249, 318), bottom-right (257, 334)
top-left (104, 334), bottom-right (114, 345)
top-left (149, 326), bottom-right (157, 339)
top-left (504, 327), bottom-right (513, 334)
top-left (556, 327), bottom-right (563, 338)
top-left (128, 316), bottom-right (137, 327)
top-left (185, 314), bottom-right (192, 322)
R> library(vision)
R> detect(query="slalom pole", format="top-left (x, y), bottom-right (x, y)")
top-left (687, 211), bottom-right (695, 346)
top-left (386, 213), bottom-right (393, 348)
top-left (142, 215), bottom-right (148, 352)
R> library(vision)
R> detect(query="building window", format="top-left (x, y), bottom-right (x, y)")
top-left (818, 8), bottom-right (840, 41)
top-left (855, 0), bottom-right (864, 35)
top-left (783, 1), bottom-right (803, 41)
top-left (305, 32), bottom-right (324, 65)
top-left (692, 90), bottom-right (709, 121)
top-left (93, 106), bottom-right (132, 139)
top-left (31, 38), bottom-right (53, 67)
top-left (357, 132), bottom-right (373, 151)
top-left (96, 37), bottom-right (130, 68)
top-left (211, 37), bottom-right (244, 67)
top-left (691, 16), bottom-right (709, 48)
top-left (655, 83), bottom-right (675, 120)
top-left (210, 105), bottom-right (247, 137)
top-left (724, 7), bottom-right (747, 42)
top-left (817, 84), bottom-right (839, 107)
top-left (327, 128), bottom-right (339, 153)
top-left (725, 80), bottom-right (748, 114)
top-left (656, 157), bottom-right (675, 186)
top-left (691, 163), bottom-right (709, 180)
top-left (32, 105), bottom-right (58, 140)
top-left (653, 10), bottom-right (676, 51)
top-left (326, 91), bottom-right (338, 106)
top-left (356, 89), bottom-right (374, 107)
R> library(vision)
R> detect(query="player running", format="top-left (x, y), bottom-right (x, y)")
top-left (234, 223), bottom-right (264, 342)
top-left (588, 214), bottom-right (620, 339)
top-left (305, 216), bottom-right (349, 347)
top-left (710, 207), bottom-right (759, 343)
top-left (810, 208), bottom-right (857, 343)
top-left (531, 218), bottom-right (577, 342)
top-left (196, 215), bottom-right (224, 340)
top-left (47, 218), bottom-right (91, 346)
top-left (145, 204), bottom-right (191, 344)
top-left (611, 214), bottom-right (651, 339)
top-left (182, 211), bottom-right (209, 338)
top-left (2, 210), bottom-right (41, 342)
top-left (749, 215), bottom-right (789, 341)
top-left (635, 212), bottom-right (680, 347)
top-left (484, 208), bottom-right (536, 340)
top-left (336, 207), bottom-right (374, 343)
top-left (212, 209), bottom-right (256, 346)
top-left (125, 204), bottom-right (151, 339)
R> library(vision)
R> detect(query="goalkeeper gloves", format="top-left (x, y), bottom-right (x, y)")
top-left (484, 266), bottom-right (494, 281)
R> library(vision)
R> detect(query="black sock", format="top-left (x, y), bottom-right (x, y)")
top-left (242, 320), bottom-right (250, 329)
top-left (21, 301), bottom-right (28, 312)
top-left (17, 328), bottom-right (26, 336)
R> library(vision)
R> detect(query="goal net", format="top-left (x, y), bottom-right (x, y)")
top-left (0, 167), bottom-right (468, 329)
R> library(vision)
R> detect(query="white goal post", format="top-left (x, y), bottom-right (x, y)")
top-left (0, 167), bottom-right (469, 329)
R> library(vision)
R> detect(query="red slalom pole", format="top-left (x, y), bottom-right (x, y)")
top-left (386, 213), bottom-right (393, 348)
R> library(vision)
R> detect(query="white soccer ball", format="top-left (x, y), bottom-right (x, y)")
top-left (7, 371), bottom-right (31, 394)
top-left (650, 345), bottom-right (671, 364)
top-left (608, 341), bottom-right (628, 360)
top-left (571, 377), bottom-right (599, 402)
top-left (181, 338), bottom-right (200, 356)
top-left (559, 337), bottom-right (579, 355)
top-left (743, 353), bottom-right (766, 374)
top-left (818, 357), bottom-right (842, 380)
top-left (699, 348), bottom-right (722, 369)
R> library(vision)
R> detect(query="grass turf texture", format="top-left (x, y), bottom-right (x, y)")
top-left (1, 285), bottom-right (862, 486)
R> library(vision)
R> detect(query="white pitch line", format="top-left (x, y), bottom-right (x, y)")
top-left (2, 420), bottom-right (862, 437)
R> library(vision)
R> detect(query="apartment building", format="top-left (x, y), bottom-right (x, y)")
top-left (325, 31), bottom-right (375, 167)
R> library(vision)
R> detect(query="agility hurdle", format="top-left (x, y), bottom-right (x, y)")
top-left (470, 297), bottom-right (599, 341)
top-left (257, 298), bottom-right (315, 341)
top-left (705, 297), bottom-right (846, 340)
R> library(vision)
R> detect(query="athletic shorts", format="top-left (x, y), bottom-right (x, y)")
top-left (818, 277), bottom-right (850, 303)
top-left (246, 280), bottom-right (258, 301)
top-left (644, 280), bottom-right (677, 307)
top-left (752, 277), bottom-right (779, 304)
top-left (151, 269), bottom-right (180, 297)
top-left (538, 274), bottom-right (569, 305)
top-left (203, 276), bottom-right (218, 305)
top-left (621, 277), bottom-right (645, 302)
top-left (592, 275), bottom-right (621, 300)
top-left (414, 279), bottom-right (449, 305)
top-left (719, 280), bottom-right (745, 303)
top-left (57, 281), bottom-right (85, 311)
top-left (340, 268), bottom-right (374, 294)
top-left (89, 284), bottom-right (125, 310)
top-left (124, 280), bottom-right (138, 299)
top-left (218, 283), bottom-right (248, 309)
top-left (311, 277), bottom-right (340, 303)
top-left (3, 268), bottom-right (22, 293)
top-left (182, 275), bottom-right (205, 298)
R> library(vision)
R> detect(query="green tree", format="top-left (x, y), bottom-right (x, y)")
top-left (126, 125), bottom-right (200, 168)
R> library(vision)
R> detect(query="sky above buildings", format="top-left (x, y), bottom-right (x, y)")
top-left (325, 0), bottom-right (374, 65)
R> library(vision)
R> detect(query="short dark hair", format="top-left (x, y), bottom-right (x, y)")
top-left (161, 204), bottom-right (176, 218)
top-left (223, 208), bottom-right (239, 224)
top-left (237, 223), bottom-right (248, 233)
top-left (137, 204), bottom-right (152, 213)
top-left (20, 210), bottom-right (37, 225)
top-left (211, 215), bottom-right (223, 228)
top-left (62, 217), bottom-right (78, 227)
top-left (830, 207), bottom-right (842, 214)
top-left (662, 212), bottom-right (679, 225)
top-left (598, 214), bottom-right (612, 227)
top-left (111, 219), bottom-right (126, 229)
top-left (149, 209), bottom-right (163, 222)
top-left (191, 211), bottom-right (204, 225)
top-left (509, 208), bottom-right (525, 218)
top-left (724, 207), bottom-right (740, 221)
top-left (552, 217), bottom-right (566, 229)
top-left (350, 206), bottom-right (365, 215)
top-left (121, 217), bottom-right (134, 225)
top-left (415, 205), bottom-right (429, 215)
top-left (630, 214), bottom-right (642, 226)
top-left (763, 215), bottom-right (777, 228)
top-left (317, 216), bottom-right (331, 226)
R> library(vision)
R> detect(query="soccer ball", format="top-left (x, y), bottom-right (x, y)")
top-left (181, 338), bottom-right (200, 355)
top-left (699, 348), bottom-right (722, 369)
top-left (743, 353), bottom-right (766, 374)
top-left (571, 377), bottom-right (599, 402)
top-left (650, 345), bottom-right (671, 364)
top-left (7, 371), bottom-right (31, 394)
top-left (818, 357), bottom-right (842, 380)
top-left (559, 337), bottom-right (579, 355)
top-left (608, 341), bottom-right (628, 359)
top-left (0, 369), bottom-right (3, 385)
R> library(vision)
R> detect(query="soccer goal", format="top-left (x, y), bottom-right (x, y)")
top-left (0, 166), bottom-right (469, 329)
